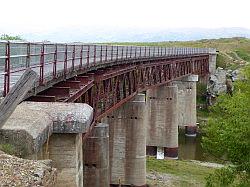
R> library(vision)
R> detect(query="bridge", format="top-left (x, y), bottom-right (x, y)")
top-left (0, 41), bottom-right (217, 187)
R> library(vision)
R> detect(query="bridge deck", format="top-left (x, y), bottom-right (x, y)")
top-left (0, 41), bottom-right (214, 97)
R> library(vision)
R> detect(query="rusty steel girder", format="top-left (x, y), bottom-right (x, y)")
top-left (27, 55), bottom-right (209, 122)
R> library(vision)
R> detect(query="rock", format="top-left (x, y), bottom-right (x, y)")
top-left (0, 151), bottom-right (57, 186)
top-left (208, 67), bottom-right (227, 95)
top-left (231, 69), bottom-right (240, 81)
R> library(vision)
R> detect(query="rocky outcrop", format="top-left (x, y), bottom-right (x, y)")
top-left (207, 67), bottom-right (244, 96)
top-left (0, 151), bottom-right (57, 186)
top-left (207, 67), bottom-right (227, 95)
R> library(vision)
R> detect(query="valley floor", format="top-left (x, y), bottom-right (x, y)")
top-left (146, 157), bottom-right (220, 187)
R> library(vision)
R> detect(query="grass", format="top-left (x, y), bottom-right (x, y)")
top-left (197, 108), bottom-right (210, 119)
top-left (235, 49), bottom-right (250, 62)
top-left (216, 53), bottom-right (229, 69)
top-left (0, 144), bottom-right (16, 155)
top-left (105, 37), bottom-right (250, 70)
top-left (147, 156), bottom-right (215, 186)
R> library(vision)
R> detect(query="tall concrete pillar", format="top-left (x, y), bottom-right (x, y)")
top-left (173, 75), bottom-right (198, 137)
top-left (83, 123), bottom-right (109, 187)
top-left (146, 85), bottom-right (178, 159)
top-left (103, 94), bottom-right (146, 187)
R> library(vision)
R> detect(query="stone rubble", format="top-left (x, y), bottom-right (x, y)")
top-left (0, 151), bottom-right (56, 187)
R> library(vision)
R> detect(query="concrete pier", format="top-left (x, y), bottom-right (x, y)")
top-left (146, 85), bottom-right (178, 159)
top-left (49, 133), bottom-right (83, 187)
top-left (103, 94), bottom-right (146, 187)
top-left (173, 75), bottom-right (198, 137)
top-left (0, 102), bottom-right (93, 187)
top-left (83, 123), bottom-right (109, 187)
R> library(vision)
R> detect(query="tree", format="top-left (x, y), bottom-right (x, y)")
top-left (202, 65), bottom-right (250, 186)
top-left (0, 34), bottom-right (22, 40)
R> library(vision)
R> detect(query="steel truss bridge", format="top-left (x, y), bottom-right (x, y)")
top-left (0, 41), bottom-right (211, 131)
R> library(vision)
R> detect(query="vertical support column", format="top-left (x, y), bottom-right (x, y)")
top-left (173, 75), bottom-right (198, 137)
top-left (48, 133), bottom-right (83, 187)
top-left (146, 85), bottom-right (178, 159)
top-left (103, 94), bottom-right (146, 187)
top-left (83, 123), bottom-right (110, 187)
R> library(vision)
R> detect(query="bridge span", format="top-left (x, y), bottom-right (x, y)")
top-left (0, 41), bottom-right (217, 187)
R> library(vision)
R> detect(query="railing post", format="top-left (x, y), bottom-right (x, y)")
top-left (111, 46), bottom-right (113, 61)
top-left (121, 46), bottom-right (124, 59)
top-left (3, 41), bottom-right (10, 96)
top-left (72, 45), bottom-right (75, 70)
top-left (105, 45), bottom-right (108, 62)
top-left (53, 44), bottom-right (57, 78)
top-left (130, 46), bottom-right (132, 58)
top-left (40, 43), bottom-right (45, 84)
top-left (135, 47), bottom-right (137, 58)
top-left (93, 45), bottom-right (96, 65)
top-left (64, 44), bottom-right (68, 76)
top-left (26, 43), bottom-right (30, 68)
top-left (87, 45), bottom-right (90, 67)
top-left (100, 45), bottom-right (103, 63)
top-left (144, 46), bottom-right (147, 57)
top-left (139, 46), bottom-right (142, 58)
top-left (80, 45), bottom-right (83, 68)
top-left (126, 46), bottom-right (128, 59)
top-left (116, 46), bottom-right (119, 61)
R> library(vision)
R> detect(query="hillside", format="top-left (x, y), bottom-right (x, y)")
top-left (107, 37), bottom-right (250, 70)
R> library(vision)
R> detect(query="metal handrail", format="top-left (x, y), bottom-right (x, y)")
top-left (0, 41), bottom-right (213, 96)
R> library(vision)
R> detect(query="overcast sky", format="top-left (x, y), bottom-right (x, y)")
top-left (1, 0), bottom-right (250, 34)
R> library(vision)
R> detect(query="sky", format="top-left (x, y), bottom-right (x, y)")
top-left (0, 0), bottom-right (250, 41)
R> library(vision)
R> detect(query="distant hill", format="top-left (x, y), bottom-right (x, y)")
top-left (18, 27), bottom-right (250, 43)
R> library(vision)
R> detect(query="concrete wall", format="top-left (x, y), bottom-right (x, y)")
top-left (146, 85), bottom-right (178, 158)
top-left (103, 94), bottom-right (146, 186)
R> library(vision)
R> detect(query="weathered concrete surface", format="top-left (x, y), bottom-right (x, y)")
top-left (103, 94), bottom-right (146, 186)
top-left (0, 102), bottom-right (93, 156)
top-left (0, 151), bottom-right (57, 186)
top-left (0, 105), bottom-right (52, 157)
top-left (208, 67), bottom-right (227, 95)
top-left (83, 123), bottom-right (109, 187)
top-left (48, 133), bottom-right (83, 187)
top-left (146, 85), bottom-right (178, 159)
top-left (173, 75), bottom-right (198, 136)
top-left (209, 49), bottom-right (217, 74)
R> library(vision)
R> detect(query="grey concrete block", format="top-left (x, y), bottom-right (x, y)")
top-left (0, 102), bottom-right (93, 156)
